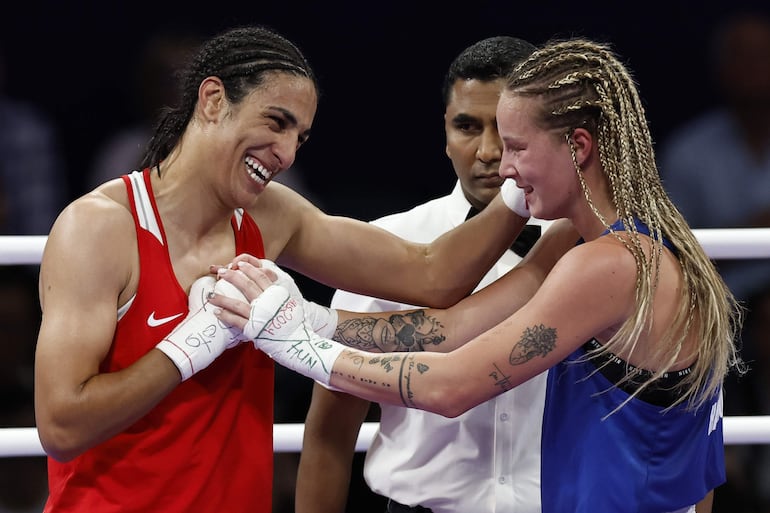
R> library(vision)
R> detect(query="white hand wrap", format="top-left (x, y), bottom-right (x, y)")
top-left (155, 277), bottom-right (248, 381)
top-left (244, 284), bottom-right (345, 386)
top-left (257, 259), bottom-right (339, 339)
top-left (189, 275), bottom-right (216, 311)
top-left (500, 179), bottom-right (529, 217)
top-left (304, 300), bottom-right (338, 339)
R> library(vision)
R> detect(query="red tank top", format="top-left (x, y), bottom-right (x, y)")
top-left (45, 170), bottom-right (275, 513)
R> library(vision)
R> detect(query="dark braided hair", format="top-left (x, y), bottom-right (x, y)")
top-left (140, 25), bottom-right (318, 171)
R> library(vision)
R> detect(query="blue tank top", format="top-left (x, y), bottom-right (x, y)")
top-left (539, 218), bottom-right (724, 512)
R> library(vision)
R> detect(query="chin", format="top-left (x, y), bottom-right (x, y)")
top-left (529, 205), bottom-right (557, 221)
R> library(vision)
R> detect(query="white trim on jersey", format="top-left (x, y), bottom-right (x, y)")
top-left (128, 171), bottom-right (163, 245)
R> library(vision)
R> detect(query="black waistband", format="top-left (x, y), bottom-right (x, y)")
top-left (387, 499), bottom-right (433, 513)
top-left (583, 338), bottom-right (693, 407)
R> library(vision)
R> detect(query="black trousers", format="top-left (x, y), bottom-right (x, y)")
top-left (386, 498), bottom-right (433, 513)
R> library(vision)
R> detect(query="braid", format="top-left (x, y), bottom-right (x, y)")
top-left (140, 25), bottom-right (318, 171)
top-left (507, 38), bottom-right (744, 410)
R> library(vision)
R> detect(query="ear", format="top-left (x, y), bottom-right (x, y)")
top-left (568, 127), bottom-right (594, 167)
top-left (198, 76), bottom-right (227, 122)
top-left (444, 113), bottom-right (452, 159)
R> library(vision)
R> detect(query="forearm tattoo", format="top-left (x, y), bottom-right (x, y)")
top-left (335, 310), bottom-right (445, 352)
top-left (333, 323), bottom-right (557, 406)
top-left (489, 324), bottom-right (556, 393)
top-left (398, 354), bottom-right (425, 408)
top-left (331, 350), bottom-right (425, 408)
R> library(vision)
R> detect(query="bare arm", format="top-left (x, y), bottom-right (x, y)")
top-left (695, 490), bottom-right (714, 513)
top-left (317, 241), bottom-right (635, 417)
top-left (331, 219), bottom-right (578, 353)
top-left (212, 232), bottom-right (631, 417)
top-left (295, 383), bottom-right (372, 513)
top-left (34, 194), bottom-right (181, 461)
top-left (252, 182), bottom-right (528, 308)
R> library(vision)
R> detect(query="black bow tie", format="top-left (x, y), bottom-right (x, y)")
top-left (465, 206), bottom-right (541, 258)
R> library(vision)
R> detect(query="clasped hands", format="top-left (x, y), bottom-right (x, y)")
top-left (208, 254), bottom-right (337, 339)
top-left (207, 254), bottom-right (343, 385)
top-left (155, 253), bottom-right (339, 383)
top-left (208, 255), bottom-right (303, 339)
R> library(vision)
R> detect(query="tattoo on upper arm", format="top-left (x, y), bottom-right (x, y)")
top-left (336, 310), bottom-right (445, 352)
top-left (488, 324), bottom-right (556, 392)
top-left (489, 363), bottom-right (514, 392)
top-left (510, 324), bottom-right (556, 365)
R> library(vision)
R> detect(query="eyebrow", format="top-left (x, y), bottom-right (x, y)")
top-left (268, 105), bottom-right (312, 140)
top-left (451, 113), bottom-right (480, 124)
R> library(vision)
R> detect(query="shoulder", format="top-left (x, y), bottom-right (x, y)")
top-left (549, 235), bottom-right (638, 293)
top-left (246, 180), bottom-right (324, 259)
top-left (45, 183), bottom-right (134, 261)
top-left (40, 182), bottom-right (137, 307)
top-left (578, 233), bottom-right (638, 266)
top-left (251, 180), bottom-right (319, 218)
top-left (60, 180), bottom-right (132, 225)
top-left (529, 234), bottom-right (639, 333)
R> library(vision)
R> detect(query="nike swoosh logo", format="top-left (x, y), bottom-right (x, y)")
top-left (147, 311), bottom-right (185, 327)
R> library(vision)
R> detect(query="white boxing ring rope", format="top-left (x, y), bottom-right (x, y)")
top-left (2, 228), bottom-right (770, 457)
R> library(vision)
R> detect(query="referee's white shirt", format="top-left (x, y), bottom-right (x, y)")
top-left (330, 182), bottom-right (552, 513)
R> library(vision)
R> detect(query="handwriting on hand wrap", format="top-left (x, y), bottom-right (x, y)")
top-left (258, 297), bottom-right (339, 373)
top-left (184, 323), bottom-right (218, 352)
top-left (262, 298), bottom-right (300, 336)
top-left (283, 337), bottom-right (335, 372)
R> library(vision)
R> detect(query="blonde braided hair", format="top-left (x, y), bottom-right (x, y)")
top-left (507, 38), bottom-right (744, 410)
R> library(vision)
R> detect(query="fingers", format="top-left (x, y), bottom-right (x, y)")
top-left (209, 253), bottom-right (265, 275)
top-left (260, 267), bottom-right (278, 282)
top-left (201, 255), bottom-right (282, 333)
top-left (210, 298), bottom-right (249, 330)
top-left (211, 260), bottom-right (277, 281)
top-left (208, 290), bottom-right (249, 315)
top-left (215, 264), bottom-right (275, 302)
top-left (230, 262), bottom-right (277, 287)
top-left (231, 253), bottom-right (263, 269)
top-left (207, 289), bottom-right (252, 333)
top-left (189, 275), bottom-right (217, 311)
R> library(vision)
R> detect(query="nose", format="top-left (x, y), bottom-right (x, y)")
top-left (476, 128), bottom-right (502, 164)
top-left (498, 152), bottom-right (517, 180)
top-left (273, 136), bottom-right (299, 172)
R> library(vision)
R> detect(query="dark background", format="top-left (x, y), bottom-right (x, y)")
top-left (2, 2), bottom-right (769, 511)
top-left (2, 0), bottom-right (766, 220)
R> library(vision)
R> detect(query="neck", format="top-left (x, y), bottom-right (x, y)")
top-left (570, 201), bottom-right (619, 242)
top-left (150, 167), bottom-right (233, 238)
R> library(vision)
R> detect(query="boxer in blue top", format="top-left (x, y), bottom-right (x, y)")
top-left (212, 38), bottom-right (745, 513)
